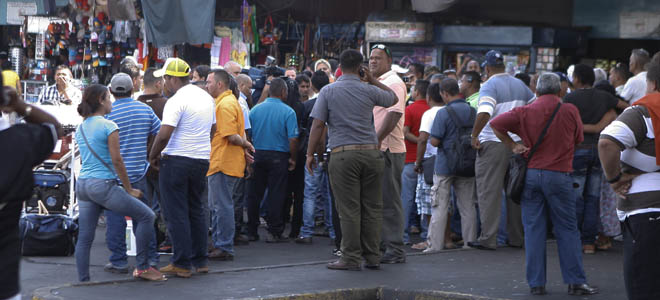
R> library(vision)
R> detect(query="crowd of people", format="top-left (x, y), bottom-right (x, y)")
top-left (3, 44), bottom-right (660, 300)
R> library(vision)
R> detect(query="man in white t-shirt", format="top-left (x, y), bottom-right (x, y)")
top-left (412, 82), bottom-right (443, 251)
top-left (621, 49), bottom-right (650, 104)
top-left (149, 58), bottom-right (216, 278)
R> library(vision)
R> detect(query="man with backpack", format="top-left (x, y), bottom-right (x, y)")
top-left (425, 78), bottom-right (478, 252)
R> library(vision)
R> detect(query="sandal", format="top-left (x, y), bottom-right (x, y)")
top-left (411, 241), bottom-right (429, 250)
top-left (134, 267), bottom-right (167, 281)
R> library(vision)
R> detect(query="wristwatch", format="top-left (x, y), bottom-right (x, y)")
top-left (607, 172), bottom-right (622, 184)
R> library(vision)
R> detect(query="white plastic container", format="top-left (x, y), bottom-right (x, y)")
top-left (126, 218), bottom-right (136, 256)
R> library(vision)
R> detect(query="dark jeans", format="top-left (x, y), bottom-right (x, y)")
top-left (571, 146), bottom-right (602, 245)
top-left (232, 175), bottom-right (248, 234)
top-left (247, 150), bottom-right (290, 237)
top-left (0, 198), bottom-right (22, 299)
top-left (104, 176), bottom-right (159, 268)
top-left (623, 212), bottom-right (660, 300)
top-left (521, 169), bottom-right (586, 288)
top-left (284, 151), bottom-right (305, 238)
top-left (159, 155), bottom-right (209, 270)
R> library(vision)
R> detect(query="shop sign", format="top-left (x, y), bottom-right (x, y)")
top-left (35, 33), bottom-right (45, 60)
top-left (6, 1), bottom-right (37, 25)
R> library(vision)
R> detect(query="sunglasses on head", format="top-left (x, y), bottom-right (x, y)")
top-left (371, 44), bottom-right (391, 57)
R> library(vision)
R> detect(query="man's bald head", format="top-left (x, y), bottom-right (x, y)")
top-left (236, 74), bottom-right (253, 95)
top-left (224, 61), bottom-right (242, 77)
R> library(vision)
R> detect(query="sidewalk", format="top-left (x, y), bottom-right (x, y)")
top-left (22, 228), bottom-right (626, 300)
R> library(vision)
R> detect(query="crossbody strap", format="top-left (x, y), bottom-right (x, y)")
top-left (528, 102), bottom-right (561, 161)
top-left (79, 124), bottom-right (116, 176)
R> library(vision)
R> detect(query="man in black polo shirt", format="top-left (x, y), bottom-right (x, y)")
top-left (0, 83), bottom-right (62, 300)
top-left (564, 64), bottom-right (628, 254)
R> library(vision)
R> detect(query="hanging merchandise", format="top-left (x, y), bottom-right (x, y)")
top-left (251, 5), bottom-right (259, 53)
top-left (231, 28), bottom-right (249, 66)
top-left (261, 15), bottom-right (275, 46)
top-left (241, 0), bottom-right (253, 44)
top-left (107, 0), bottom-right (138, 21)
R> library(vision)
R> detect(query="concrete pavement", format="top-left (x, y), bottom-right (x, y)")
top-left (21, 227), bottom-right (626, 300)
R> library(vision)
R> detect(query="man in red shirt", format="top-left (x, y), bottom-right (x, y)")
top-left (401, 79), bottom-right (430, 243)
top-left (490, 73), bottom-right (598, 296)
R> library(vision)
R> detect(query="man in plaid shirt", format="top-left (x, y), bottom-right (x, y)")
top-left (38, 65), bottom-right (81, 106)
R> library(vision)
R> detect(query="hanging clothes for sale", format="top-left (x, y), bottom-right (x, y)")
top-left (142, 0), bottom-right (215, 47)
top-left (107, 0), bottom-right (138, 21)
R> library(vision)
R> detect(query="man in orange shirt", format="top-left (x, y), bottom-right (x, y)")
top-left (205, 69), bottom-right (255, 261)
top-left (370, 44), bottom-right (408, 264)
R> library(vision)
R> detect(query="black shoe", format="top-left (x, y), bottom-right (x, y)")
top-left (568, 284), bottom-right (598, 295)
top-left (327, 260), bottom-right (361, 271)
top-left (295, 236), bottom-right (312, 244)
top-left (380, 254), bottom-right (406, 264)
top-left (265, 233), bottom-right (289, 243)
top-left (103, 263), bottom-right (129, 274)
top-left (234, 234), bottom-right (250, 245)
top-left (530, 286), bottom-right (547, 295)
top-left (364, 263), bottom-right (380, 270)
top-left (248, 234), bottom-right (259, 242)
top-left (332, 248), bottom-right (342, 257)
top-left (467, 241), bottom-right (496, 251)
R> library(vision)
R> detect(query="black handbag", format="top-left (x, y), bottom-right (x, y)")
top-left (19, 213), bottom-right (78, 256)
top-left (506, 103), bottom-right (561, 204)
top-left (422, 155), bottom-right (435, 185)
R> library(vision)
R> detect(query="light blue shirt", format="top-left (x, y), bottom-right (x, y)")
top-left (249, 97), bottom-right (299, 152)
top-left (76, 116), bottom-right (119, 180)
top-left (106, 98), bottom-right (161, 183)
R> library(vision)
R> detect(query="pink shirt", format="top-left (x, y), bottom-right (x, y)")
top-left (374, 70), bottom-right (407, 153)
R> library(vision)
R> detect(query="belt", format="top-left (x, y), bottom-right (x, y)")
top-left (331, 144), bottom-right (378, 153)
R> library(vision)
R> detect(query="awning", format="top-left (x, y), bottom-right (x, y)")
top-left (142, 0), bottom-right (216, 47)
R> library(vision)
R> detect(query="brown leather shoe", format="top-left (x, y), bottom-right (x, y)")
top-left (195, 266), bottom-right (209, 274)
top-left (159, 264), bottom-right (192, 278)
top-left (234, 234), bottom-right (250, 246)
top-left (326, 260), bottom-right (361, 271)
top-left (208, 249), bottom-right (234, 261)
top-left (583, 244), bottom-right (595, 254)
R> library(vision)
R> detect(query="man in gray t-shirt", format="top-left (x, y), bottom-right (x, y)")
top-left (469, 50), bottom-right (534, 251)
top-left (307, 49), bottom-right (396, 270)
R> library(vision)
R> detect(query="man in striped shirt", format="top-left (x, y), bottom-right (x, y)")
top-left (103, 73), bottom-right (162, 273)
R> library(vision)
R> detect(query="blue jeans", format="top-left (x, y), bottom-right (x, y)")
top-left (104, 176), bottom-right (159, 268)
top-left (208, 172), bottom-right (240, 254)
top-left (301, 161), bottom-right (334, 238)
top-left (572, 146), bottom-right (602, 245)
top-left (159, 155), bottom-right (209, 269)
top-left (401, 163), bottom-right (418, 243)
top-left (75, 178), bottom-right (156, 281)
top-left (522, 169), bottom-right (587, 288)
top-left (247, 150), bottom-right (290, 236)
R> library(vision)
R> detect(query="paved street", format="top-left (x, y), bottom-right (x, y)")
top-left (23, 227), bottom-right (626, 300)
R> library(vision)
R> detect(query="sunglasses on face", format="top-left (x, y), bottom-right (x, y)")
top-left (371, 44), bottom-right (391, 57)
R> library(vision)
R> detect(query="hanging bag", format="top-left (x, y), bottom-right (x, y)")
top-left (506, 103), bottom-right (561, 204)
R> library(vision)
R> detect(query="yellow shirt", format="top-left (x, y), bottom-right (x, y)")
top-left (2, 70), bottom-right (20, 88)
top-left (207, 90), bottom-right (246, 178)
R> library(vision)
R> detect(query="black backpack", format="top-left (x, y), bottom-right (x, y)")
top-left (445, 104), bottom-right (477, 177)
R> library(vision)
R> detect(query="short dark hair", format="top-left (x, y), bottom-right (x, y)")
top-left (647, 62), bottom-right (660, 92)
top-left (652, 51), bottom-right (660, 66)
top-left (410, 63), bottom-right (425, 78)
top-left (194, 65), bottom-right (211, 81)
top-left (514, 73), bottom-right (531, 87)
top-left (1, 60), bottom-right (11, 70)
top-left (120, 63), bottom-right (140, 80)
top-left (210, 69), bottom-right (231, 87)
top-left (427, 82), bottom-right (442, 103)
top-left (612, 64), bottom-right (631, 81)
top-left (143, 67), bottom-right (161, 87)
top-left (439, 78), bottom-right (460, 96)
top-left (78, 84), bottom-right (108, 117)
top-left (573, 64), bottom-right (595, 87)
top-left (111, 90), bottom-right (132, 98)
top-left (462, 71), bottom-right (482, 87)
top-left (229, 76), bottom-right (240, 99)
top-left (339, 49), bottom-right (363, 72)
top-left (270, 78), bottom-right (288, 98)
top-left (295, 74), bottom-right (310, 85)
top-left (311, 71), bottom-right (330, 91)
top-left (328, 59), bottom-right (339, 72)
top-left (414, 79), bottom-right (430, 98)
